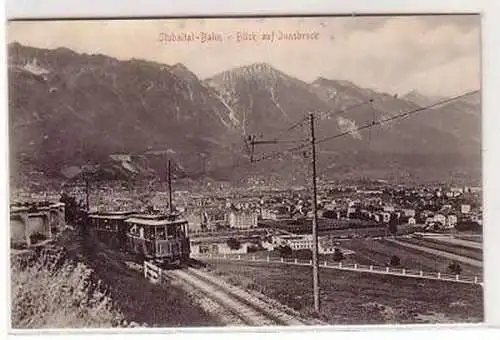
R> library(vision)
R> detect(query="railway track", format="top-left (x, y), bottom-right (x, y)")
top-left (163, 266), bottom-right (313, 326)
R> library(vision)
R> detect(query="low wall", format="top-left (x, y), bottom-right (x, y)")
top-left (10, 202), bottom-right (65, 247)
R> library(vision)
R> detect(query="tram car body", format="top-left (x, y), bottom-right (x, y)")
top-left (125, 213), bottom-right (190, 263)
top-left (87, 211), bottom-right (190, 264)
top-left (87, 211), bottom-right (136, 250)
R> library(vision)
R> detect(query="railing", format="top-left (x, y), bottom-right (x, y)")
top-left (193, 253), bottom-right (483, 286)
top-left (144, 261), bottom-right (162, 284)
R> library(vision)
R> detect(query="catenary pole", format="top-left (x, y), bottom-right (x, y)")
top-left (309, 112), bottom-right (320, 313)
top-left (168, 159), bottom-right (173, 214)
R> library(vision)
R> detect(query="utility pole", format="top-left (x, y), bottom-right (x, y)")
top-left (309, 112), bottom-right (320, 313)
top-left (84, 174), bottom-right (90, 212)
top-left (168, 159), bottom-right (173, 214)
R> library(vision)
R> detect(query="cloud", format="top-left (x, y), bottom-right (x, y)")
top-left (7, 15), bottom-right (480, 97)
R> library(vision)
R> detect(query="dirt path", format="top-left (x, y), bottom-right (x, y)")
top-left (385, 239), bottom-right (482, 268)
top-left (164, 267), bottom-right (312, 326)
top-left (429, 236), bottom-right (482, 249)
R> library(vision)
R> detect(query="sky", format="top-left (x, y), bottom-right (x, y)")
top-left (7, 15), bottom-right (480, 97)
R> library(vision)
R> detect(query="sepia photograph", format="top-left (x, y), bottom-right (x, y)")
top-left (7, 14), bottom-right (483, 329)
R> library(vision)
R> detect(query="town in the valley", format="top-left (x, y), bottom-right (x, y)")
top-left (8, 15), bottom-right (483, 328)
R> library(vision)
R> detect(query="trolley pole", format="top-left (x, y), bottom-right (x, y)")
top-left (309, 112), bottom-right (320, 313)
top-left (84, 175), bottom-right (90, 212)
top-left (168, 159), bottom-right (173, 214)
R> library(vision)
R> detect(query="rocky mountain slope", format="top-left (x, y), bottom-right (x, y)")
top-left (8, 43), bottom-right (481, 185)
top-left (8, 42), bottom-right (241, 180)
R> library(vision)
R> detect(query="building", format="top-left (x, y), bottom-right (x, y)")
top-left (190, 240), bottom-right (249, 255)
top-left (447, 215), bottom-right (458, 228)
top-left (402, 209), bottom-right (416, 217)
top-left (184, 210), bottom-right (205, 234)
top-left (228, 209), bottom-right (258, 229)
top-left (10, 201), bottom-right (65, 247)
top-left (461, 204), bottom-right (471, 214)
top-left (381, 212), bottom-right (391, 223)
top-left (434, 214), bottom-right (447, 226)
top-left (271, 234), bottom-right (341, 254)
top-left (272, 234), bottom-right (312, 250)
top-left (347, 207), bottom-right (357, 219)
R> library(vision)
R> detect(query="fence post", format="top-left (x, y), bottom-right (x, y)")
top-left (238, 255), bottom-right (241, 260)
top-left (309, 259), bottom-right (312, 265)
top-left (474, 276), bottom-right (478, 284)
top-left (354, 263), bottom-right (358, 269)
top-left (369, 265), bottom-right (373, 271)
top-left (339, 262), bottom-right (342, 268)
top-left (437, 272), bottom-right (441, 279)
top-left (252, 255), bottom-right (256, 261)
top-left (386, 267), bottom-right (390, 273)
top-left (295, 258), bottom-right (298, 264)
top-left (324, 261), bottom-right (327, 267)
top-left (455, 274), bottom-right (460, 281)
top-left (420, 270), bottom-right (423, 277)
top-left (144, 261), bottom-right (147, 279)
top-left (267, 255), bottom-right (270, 262)
top-left (281, 258), bottom-right (284, 263)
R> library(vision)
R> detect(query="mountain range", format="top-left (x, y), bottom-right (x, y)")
top-left (8, 42), bottom-right (481, 187)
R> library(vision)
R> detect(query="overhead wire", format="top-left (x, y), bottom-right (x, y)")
top-left (179, 89), bottom-right (478, 181)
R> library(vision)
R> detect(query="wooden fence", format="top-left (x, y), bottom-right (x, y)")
top-left (193, 253), bottom-right (483, 286)
top-left (144, 261), bottom-right (162, 284)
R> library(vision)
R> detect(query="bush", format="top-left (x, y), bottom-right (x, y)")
top-left (277, 245), bottom-right (293, 258)
top-left (448, 261), bottom-right (462, 275)
top-left (332, 248), bottom-right (345, 262)
top-left (226, 237), bottom-right (241, 250)
top-left (390, 255), bottom-right (401, 267)
top-left (11, 253), bottom-right (125, 328)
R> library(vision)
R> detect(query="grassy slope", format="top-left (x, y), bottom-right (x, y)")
top-left (11, 228), bottom-right (221, 328)
top-left (11, 254), bottom-right (125, 328)
top-left (205, 261), bottom-right (483, 325)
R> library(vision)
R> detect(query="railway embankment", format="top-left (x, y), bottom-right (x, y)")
top-left (10, 225), bottom-right (220, 328)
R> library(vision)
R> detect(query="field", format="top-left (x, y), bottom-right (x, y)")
top-left (204, 261), bottom-right (483, 325)
top-left (232, 236), bottom-right (483, 276)
top-left (455, 235), bottom-right (483, 243)
top-left (339, 238), bottom-right (482, 276)
top-left (403, 237), bottom-right (482, 261)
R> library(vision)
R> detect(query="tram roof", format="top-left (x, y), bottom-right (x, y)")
top-left (125, 217), bottom-right (187, 226)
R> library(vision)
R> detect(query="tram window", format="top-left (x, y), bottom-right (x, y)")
top-left (130, 224), bottom-right (139, 236)
top-left (144, 227), bottom-right (154, 240)
top-left (139, 226), bottom-right (145, 238)
top-left (167, 225), bottom-right (175, 238)
top-left (156, 227), bottom-right (166, 240)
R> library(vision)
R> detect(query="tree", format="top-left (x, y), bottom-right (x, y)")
top-left (448, 261), bottom-right (462, 275)
top-left (226, 237), bottom-right (241, 250)
top-left (390, 255), bottom-right (401, 266)
top-left (388, 217), bottom-right (398, 235)
top-left (59, 193), bottom-right (86, 226)
top-left (322, 210), bottom-right (338, 219)
top-left (332, 248), bottom-right (345, 262)
top-left (277, 245), bottom-right (293, 258)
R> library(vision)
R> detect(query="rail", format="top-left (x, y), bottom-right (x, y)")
top-left (192, 253), bottom-right (483, 286)
top-left (162, 267), bottom-right (312, 326)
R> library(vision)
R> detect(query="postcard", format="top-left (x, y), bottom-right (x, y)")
top-left (7, 14), bottom-right (483, 329)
